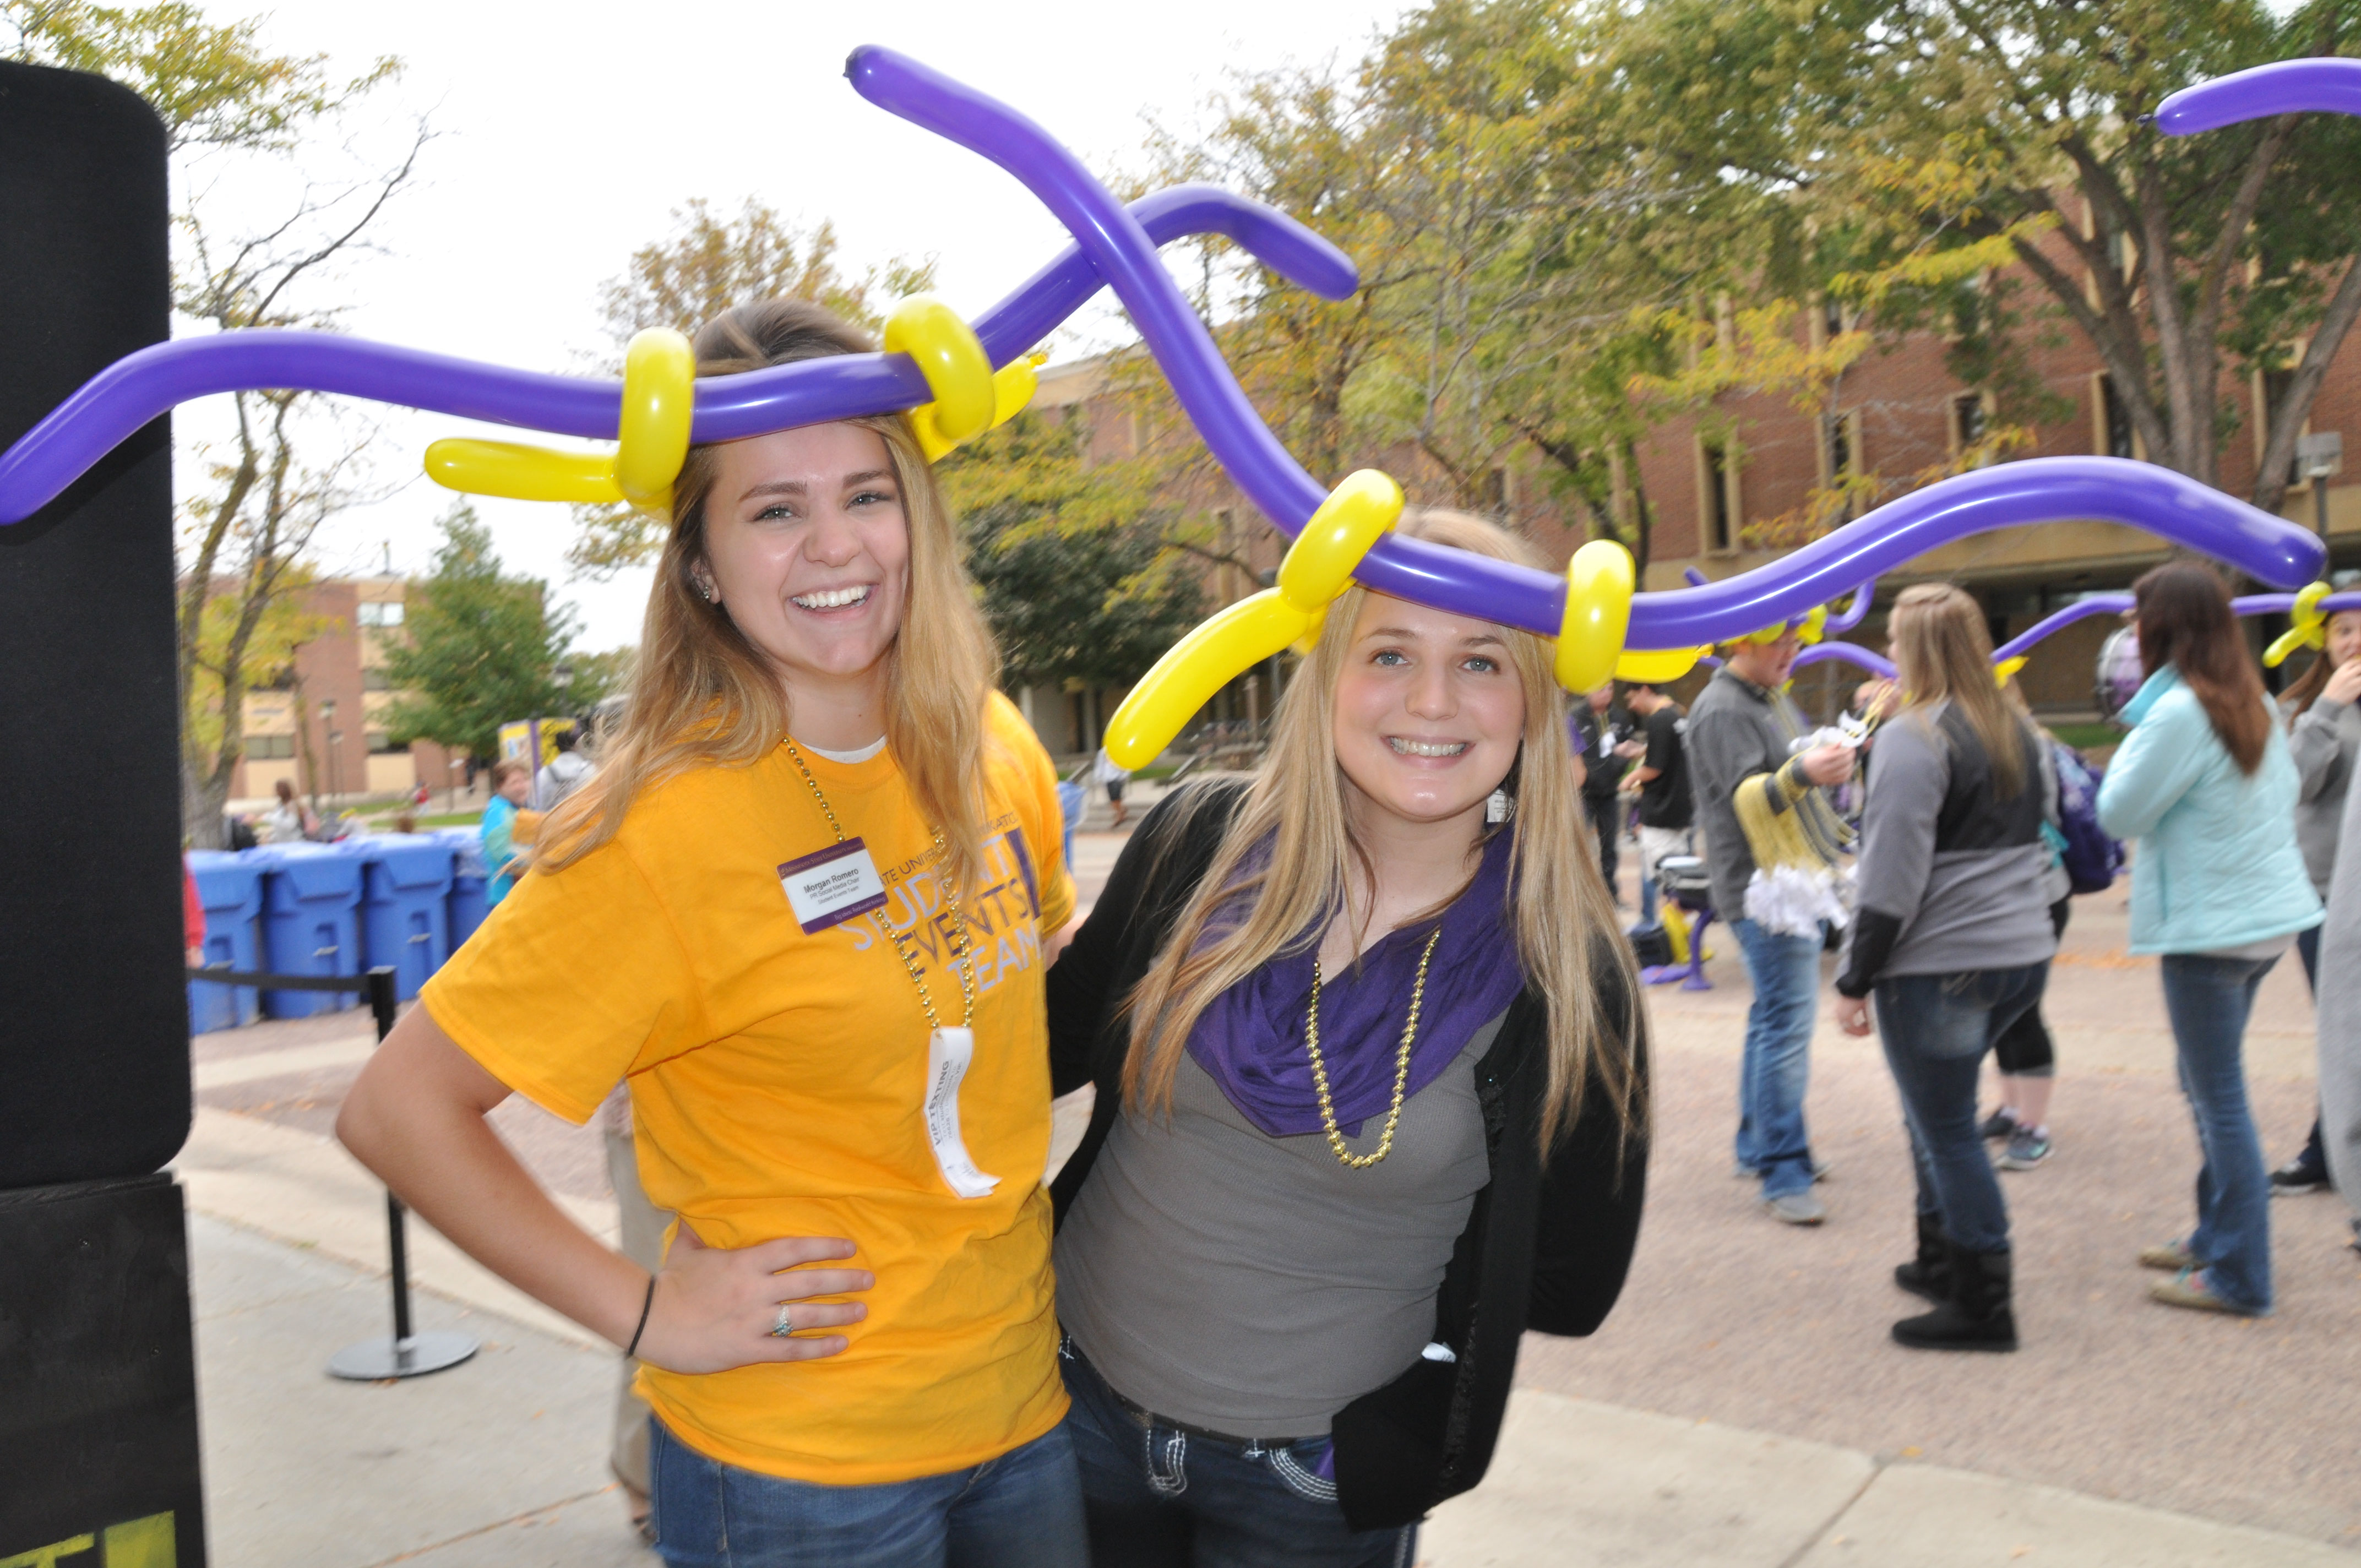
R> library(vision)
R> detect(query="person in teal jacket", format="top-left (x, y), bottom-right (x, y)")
top-left (481, 759), bottom-right (532, 907)
top-left (2097, 563), bottom-right (2322, 1317)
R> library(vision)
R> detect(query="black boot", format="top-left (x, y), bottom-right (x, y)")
top-left (1892, 1242), bottom-right (2017, 1352)
top-left (1893, 1212), bottom-right (1951, 1302)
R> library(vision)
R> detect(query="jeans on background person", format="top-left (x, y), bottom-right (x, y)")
top-left (648, 1415), bottom-right (1089, 1568)
top-left (2157, 951), bottom-right (2281, 1314)
top-left (1875, 965), bottom-right (2050, 1253)
top-left (1729, 917), bottom-right (1822, 1199)
top-left (1060, 1339), bottom-right (1415, 1568)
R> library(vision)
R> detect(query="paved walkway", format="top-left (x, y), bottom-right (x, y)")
top-left (170, 818), bottom-right (2361, 1563)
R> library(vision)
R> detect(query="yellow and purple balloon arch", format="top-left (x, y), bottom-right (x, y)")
top-left (1, 48), bottom-right (2347, 763)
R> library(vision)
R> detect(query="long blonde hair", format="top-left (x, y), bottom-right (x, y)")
top-left (1121, 509), bottom-right (1645, 1151)
top-left (1888, 582), bottom-right (2026, 795)
top-left (537, 300), bottom-right (1001, 895)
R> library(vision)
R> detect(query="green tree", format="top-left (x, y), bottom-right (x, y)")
top-left (1601, 0), bottom-right (2361, 526)
top-left (938, 412), bottom-right (1206, 689)
top-left (379, 507), bottom-right (603, 763)
top-left (7, 1), bottom-right (415, 843)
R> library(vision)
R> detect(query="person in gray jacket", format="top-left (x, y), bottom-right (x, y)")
top-left (1687, 627), bottom-right (1856, 1226)
top-left (1832, 586), bottom-right (2058, 1351)
top-left (2309, 725), bottom-right (2361, 1257)
top-left (2267, 605), bottom-right (2361, 1194)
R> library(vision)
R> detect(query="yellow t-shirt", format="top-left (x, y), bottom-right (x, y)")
top-left (421, 694), bottom-right (1076, 1484)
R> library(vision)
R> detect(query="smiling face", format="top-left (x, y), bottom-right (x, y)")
top-left (2329, 611), bottom-right (2361, 670)
top-left (695, 421), bottom-right (911, 694)
top-left (1330, 592), bottom-right (1528, 831)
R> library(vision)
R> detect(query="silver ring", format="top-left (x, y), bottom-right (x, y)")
top-left (769, 1304), bottom-right (795, 1338)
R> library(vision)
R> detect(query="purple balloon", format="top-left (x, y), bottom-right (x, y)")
top-left (2157, 58), bottom-right (2361, 135)
top-left (0, 183), bottom-right (1356, 526)
top-left (841, 48), bottom-right (2329, 642)
top-left (0, 43), bottom-right (2335, 657)
top-left (1792, 641), bottom-right (1896, 679)
top-left (1824, 578), bottom-right (1877, 634)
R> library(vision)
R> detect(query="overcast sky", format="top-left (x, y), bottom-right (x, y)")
top-left (172, 0), bottom-right (1411, 650)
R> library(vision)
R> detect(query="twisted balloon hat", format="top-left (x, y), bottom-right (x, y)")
top-left (0, 47), bottom-right (2336, 764)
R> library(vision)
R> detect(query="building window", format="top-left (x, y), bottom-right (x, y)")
top-left (2097, 375), bottom-right (2135, 460)
top-left (362, 667), bottom-right (393, 692)
top-left (357, 601), bottom-right (404, 628)
top-left (1483, 467), bottom-right (1509, 517)
top-left (366, 732), bottom-right (409, 755)
top-left (1700, 439), bottom-right (1736, 553)
top-left (246, 734), bottom-right (296, 760)
top-left (2258, 362), bottom-right (2306, 488)
top-left (1826, 412), bottom-right (1856, 482)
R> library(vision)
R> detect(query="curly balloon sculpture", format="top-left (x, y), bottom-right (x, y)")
top-left (0, 46), bottom-right (2335, 765)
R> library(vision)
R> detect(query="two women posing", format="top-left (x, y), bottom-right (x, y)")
top-left (338, 298), bottom-right (1650, 1568)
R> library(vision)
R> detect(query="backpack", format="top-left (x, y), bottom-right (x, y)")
top-left (2048, 739), bottom-right (2122, 895)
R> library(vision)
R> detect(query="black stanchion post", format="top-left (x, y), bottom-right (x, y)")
top-left (327, 967), bottom-right (477, 1381)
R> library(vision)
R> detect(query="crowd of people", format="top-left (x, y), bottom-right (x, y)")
top-left (1579, 563), bottom-right (2359, 1352)
top-left (316, 293), bottom-right (2355, 1568)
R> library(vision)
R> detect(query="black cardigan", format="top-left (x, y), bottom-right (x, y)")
top-left (1046, 781), bottom-right (1650, 1531)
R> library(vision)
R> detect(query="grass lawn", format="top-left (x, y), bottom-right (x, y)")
top-left (2049, 721), bottom-right (2125, 752)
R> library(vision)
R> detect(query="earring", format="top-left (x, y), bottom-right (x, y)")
top-left (697, 579), bottom-right (716, 603)
top-left (1486, 789), bottom-right (1514, 825)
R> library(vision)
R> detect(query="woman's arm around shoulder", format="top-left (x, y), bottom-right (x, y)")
top-left (1526, 943), bottom-right (1651, 1337)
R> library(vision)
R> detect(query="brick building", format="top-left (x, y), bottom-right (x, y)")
top-left (1032, 212), bottom-right (2361, 735)
top-left (225, 575), bottom-right (459, 808)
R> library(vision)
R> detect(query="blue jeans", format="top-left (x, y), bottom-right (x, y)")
top-left (2157, 952), bottom-right (2280, 1313)
top-left (1060, 1340), bottom-right (1415, 1568)
top-left (1874, 965), bottom-right (2050, 1254)
top-left (648, 1414), bottom-right (1088, 1568)
top-left (1730, 917), bottom-right (1823, 1198)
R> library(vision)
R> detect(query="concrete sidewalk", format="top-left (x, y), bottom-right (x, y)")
top-left (175, 1104), bottom-right (2356, 1566)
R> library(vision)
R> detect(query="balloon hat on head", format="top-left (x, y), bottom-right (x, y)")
top-left (0, 47), bottom-right (2332, 766)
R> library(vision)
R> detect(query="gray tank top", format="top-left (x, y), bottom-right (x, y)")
top-left (1053, 1011), bottom-right (1503, 1436)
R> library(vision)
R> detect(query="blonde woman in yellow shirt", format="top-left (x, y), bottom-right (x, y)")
top-left (339, 301), bottom-right (1085, 1567)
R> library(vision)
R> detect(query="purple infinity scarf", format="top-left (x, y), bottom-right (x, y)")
top-left (1184, 829), bottom-right (1525, 1138)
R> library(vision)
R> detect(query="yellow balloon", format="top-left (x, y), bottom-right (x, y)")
top-left (884, 296), bottom-right (996, 445)
top-left (615, 328), bottom-right (695, 509)
top-left (1276, 470), bottom-right (1402, 611)
top-left (2264, 580), bottom-right (2331, 668)
top-left (1556, 540), bottom-right (1635, 693)
top-left (991, 355), bottom-right (1041, 425)
top-left (1993, 655), bottom-right (2028, 686)
top-left (1614, 645), bottom-right (1706, 683)
top-left (423, 439), bottom-right (623, 504)
top-left (909, 352), bottom-right (1042, 462)
top-left (1102, 591), bottom-right (1305, 768)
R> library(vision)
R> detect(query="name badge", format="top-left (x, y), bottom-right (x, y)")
top-left (777, 839), bottom-right (889, 934)
top-left (925, 1026), bottom-right (1002, 1200)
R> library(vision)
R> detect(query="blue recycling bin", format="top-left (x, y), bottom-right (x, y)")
top-left (438, 827), bottom-right (491, 950)
top-left (342, 835), bottom-right (455, 1000)
top-left (186, 850), bottom-right (264, 1033)
top-left (254, 844), bottom-right (363, 1018)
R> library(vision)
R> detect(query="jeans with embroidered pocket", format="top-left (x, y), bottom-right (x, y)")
top-left (1059, 1337), bottom-right (1415, 1568)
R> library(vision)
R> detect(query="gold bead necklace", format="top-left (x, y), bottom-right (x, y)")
top-left (1303, 926), bottom-right (1443, 1169)
top-left (782, 739), bottom-right (975, 1032)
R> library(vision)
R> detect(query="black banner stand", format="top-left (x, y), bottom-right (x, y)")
top-left (187, 965), bottom-right (480, 1382)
